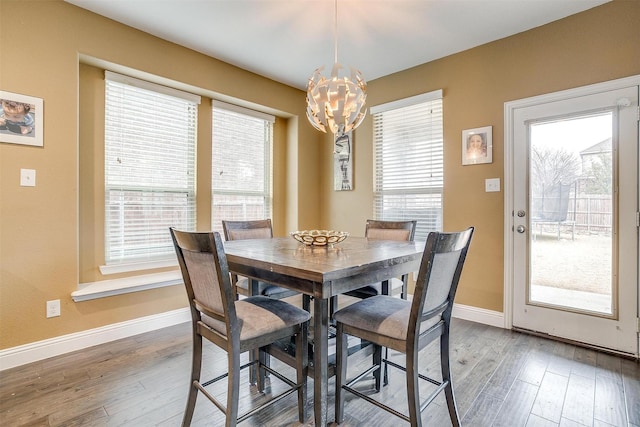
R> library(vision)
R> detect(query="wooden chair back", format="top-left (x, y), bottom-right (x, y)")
top-left (222, 219), bottom-right (273, 241)
top-left (170, 228), bottom-right (236, 345)
top-left (411, 227), bottom-right (474, 350)
top-left (365, 219), bottom-right (417, 242)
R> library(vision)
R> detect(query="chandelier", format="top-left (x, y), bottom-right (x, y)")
top-left (306, 0), bottom-right (367, 135)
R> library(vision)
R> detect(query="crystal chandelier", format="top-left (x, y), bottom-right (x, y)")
top-left (306, 0), bottom-right (367, 135)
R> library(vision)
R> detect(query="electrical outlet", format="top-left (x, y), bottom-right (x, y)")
top-left (46, 300), bottom-right (61, 318)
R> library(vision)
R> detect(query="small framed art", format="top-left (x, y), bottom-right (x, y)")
top-left (0, 90), bottom-right (44, 147)
top-left (462, 126), bottom-right (492, 165)
top-left (334, 131), bottom-right (353, 190)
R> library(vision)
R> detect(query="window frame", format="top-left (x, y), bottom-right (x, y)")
top-left (102, 71), bottom-right (200, 271)
top-left (211, 100), bottom-right (274, 233)
top-left (371, 90), bottom-right (444, 240)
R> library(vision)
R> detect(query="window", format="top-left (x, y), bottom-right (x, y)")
top-left (104, 71), bottom-right (200, 265)
top-left (211, 101), bottom-right (274, 232)
top-left (371, 90), bottom-right (443, 240)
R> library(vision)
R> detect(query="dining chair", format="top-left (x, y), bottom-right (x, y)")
top-left (330, 220), bottom-right (417, 316)
top-left (354, 219), bottom-right (418, 299)
top-left (334, 227), bottom-right (474, 427)
top-left (222, 219), bottom-right (298, 300)
top-left (170, 228), bottom-right (310, 427)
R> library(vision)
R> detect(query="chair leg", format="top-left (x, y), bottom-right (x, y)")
top-left (330, 295), bottom-right (338, 323)
top-left (264, 350), bottom-right (271, 378)
top-left (373, 344), bottom-right (382, 392)
top-left (302, 295), bottom-right (311, 312)
top-left (406, 348), bottom-right (422, 427)
top-left (401, 274), bottom-right (409, 300)
top-left (441, 331), bottom-right (461, 427)
top-left (257, 348), bottom-right (267, 393)
top-left (227, 348), bottom-right (241, 427)
top-left (334, 323), bottom-right (348, 424)
top-left (296, 324), bottom-right (309, 423)
top-left (182, 330), bottom-right (202, 427)
top-left (383, 346), bottom-right (389, 386)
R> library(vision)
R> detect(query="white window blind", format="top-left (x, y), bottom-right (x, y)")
top-left (104, 72), bottom-right (199, 265)
top-left (211, 101), bottom-right (274, 233)
top-left (372, 90), bottom-right (443, 240)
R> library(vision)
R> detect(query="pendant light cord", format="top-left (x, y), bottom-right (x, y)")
top-left (334, 0), bottom-right (338, 64)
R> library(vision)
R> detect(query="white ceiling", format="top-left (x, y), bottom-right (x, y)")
top-left (65, 0), bottom-right (609, 90)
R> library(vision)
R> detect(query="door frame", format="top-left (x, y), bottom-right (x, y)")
top-left (503, 75), bottom-right (640, 334)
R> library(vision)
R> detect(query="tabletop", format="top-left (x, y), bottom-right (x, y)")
top-left (223, 236), bottom-right (425, 298)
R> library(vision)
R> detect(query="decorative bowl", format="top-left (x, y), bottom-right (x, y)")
top-left (290, 229), bottom-right (349, 246)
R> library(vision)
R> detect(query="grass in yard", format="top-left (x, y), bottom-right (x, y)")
top-left (530, 233), bottom-right (611, 295)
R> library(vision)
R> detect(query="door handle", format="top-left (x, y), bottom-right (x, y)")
top-left (516, 225), bottom-right (526, 233)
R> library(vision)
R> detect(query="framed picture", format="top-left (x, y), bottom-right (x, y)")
top-left (334, 131), bottom-right (353, 191)
top-left (462, 126), bottom-right (492, 165)
top-left (0, 90), bottom-right (43, 147)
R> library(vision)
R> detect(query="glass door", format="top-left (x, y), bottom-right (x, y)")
top-left (529, 112), bottom-right (614, 315)
top-left (511, 84), bottom-right (638, 355)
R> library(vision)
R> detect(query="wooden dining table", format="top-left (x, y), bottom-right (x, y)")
top-left (223, 236), bottom-right (424, 426)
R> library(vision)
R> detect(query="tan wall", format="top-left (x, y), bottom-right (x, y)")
top-left (321, 0), bottom-right (640, 311)
top-left (1, 0), bottom-right (638, 351)
top-left (0, 0), bottom-right (322, 350)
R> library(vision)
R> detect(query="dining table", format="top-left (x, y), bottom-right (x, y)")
top-left (223, 235), bottom-right (424, 426)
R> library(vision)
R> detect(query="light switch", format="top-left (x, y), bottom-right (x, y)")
top-left (485, 178), bottom-right (500, 192)
top-left (20, 169), bottom-right (36, 187)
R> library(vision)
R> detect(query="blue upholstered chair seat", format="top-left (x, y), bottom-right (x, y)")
top-left (343, 277), bottom-right (404, 299)
top-left (235, 277), bottom-right (298, 299)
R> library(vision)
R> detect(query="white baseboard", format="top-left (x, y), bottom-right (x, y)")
top-left (1, 303), bottom-right (505, 372)
top-left (452, 303), bottom-right (505, 329)
top-left (0, 308), bottom-right (190, 371)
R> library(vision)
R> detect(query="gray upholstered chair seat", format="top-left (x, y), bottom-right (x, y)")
top-left (343, 277), bottom-right (404, 299)
top-left (235, 277), bottom-right (298, 299)
top-left (333, 295), bottom-right (441, 342)
top-left (202, 296), bottom-right (310, 341)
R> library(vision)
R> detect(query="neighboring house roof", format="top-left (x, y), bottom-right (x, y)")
top-left (580, 138), bottom-right (611, 156)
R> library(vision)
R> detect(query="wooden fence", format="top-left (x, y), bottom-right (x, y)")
top-left (568, 195), bottom-right (612, 234)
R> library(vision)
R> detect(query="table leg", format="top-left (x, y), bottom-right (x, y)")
top-left (314, 296), bottom-right (329, 427)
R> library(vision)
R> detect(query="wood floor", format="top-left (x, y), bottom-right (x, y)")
top-left (1, 317), bottom-right (638, 427)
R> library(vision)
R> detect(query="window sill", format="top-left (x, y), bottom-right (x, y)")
top-left (71, 271), bottom-right (182, 302)
top-left (99, 259), bottom-right (178, 275)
